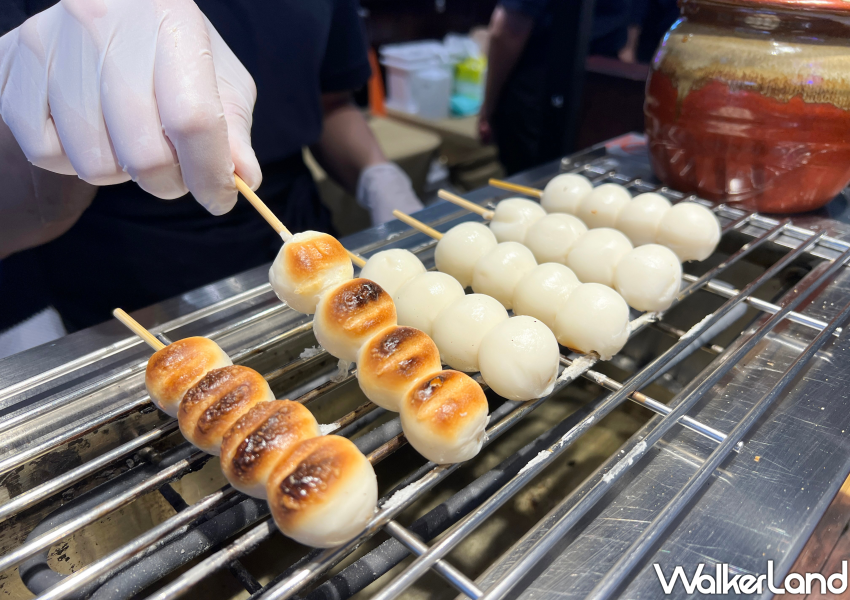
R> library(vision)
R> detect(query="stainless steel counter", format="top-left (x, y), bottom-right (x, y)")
top-left (3, 135), bottom-right (850, 600)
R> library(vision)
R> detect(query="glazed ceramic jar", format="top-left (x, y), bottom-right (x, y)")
top-left (645, 0), bottom-right (850, 213)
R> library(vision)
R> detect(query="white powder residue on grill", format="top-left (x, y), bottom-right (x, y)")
top-left (602, 440), bottom-right (647, 484)
top-left (299, 345), bottom-right (323, 360)
top-left (318, 423), bottom-right (337, 435)
top-left (331, 358), bottom-right (353, 382)
top-left (680, 314), bottom-right (713, 341)
top-left (558, 355), bottom-right (597, 382)
top-left (519, 449), bottom-right (553, 475)
top-left (381, 480), bottom-right (427, 513)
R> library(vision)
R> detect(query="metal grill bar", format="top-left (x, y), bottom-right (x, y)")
top-left (0, 322), bottom-right (320, 477)
top-left (475, 244), bottom-right (850, 600)
top-left (154, 365), bottom-right (594, 600)
top-left (26, 387), bottom-right (385, 600)
top-left (4, 160), bottom-right (843, 600)
top-left (0, 421), bottom-right (180, 524)
top-left (0, 298), bottom-right (302, 437)
top-left (34, 487), bottom-right (239, 600)
top-left (360, 231), bottom-right (825, 600)
top-left (682, 273), bottom-right (837, 335)
top-left (563, 357), bottom-right (730, 446)
top-left (586, 291), bottom-right (850, 600)
top-left (132, 214), bottom-right (796, 600)
top-left (383, 521), bottom-right (482, 598)
top-left (0, 451), bottom-right (207, 574)
top-left (0, 285), bottom-right (275, 406)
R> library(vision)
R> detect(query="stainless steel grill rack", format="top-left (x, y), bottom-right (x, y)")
top-left (3, 136), bottom-right (850, 600)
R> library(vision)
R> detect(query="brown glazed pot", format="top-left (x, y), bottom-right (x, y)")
top-left (645, 0), bottom-right (850, 213)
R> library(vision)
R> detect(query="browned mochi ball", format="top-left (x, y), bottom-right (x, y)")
top-left (356, 326), bottom-right (442, 412)
top-left (266, 435), bottom-right (377, 548)
top-left (220, 400), bottom-right (321, 498)
top-left (399, 370), bottom-right (489, 465)
top-left (145, 337), bottom-right (232, 417)
top-left (269, 231), bottom-right (354, 314)
top-left (178, 366), bottom-right (274, 454)
top-left (313, 278), bottom-right (397, 362)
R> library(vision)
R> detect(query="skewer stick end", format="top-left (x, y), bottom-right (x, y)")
top-left (113, 308), bottom-right (167, 351)
top-left (392, 210), bottom-right (443, 240)
top-left (437, 189), bottom-right (495, 220)
top-left (234, 175), bottom-right (293, 238)
top-left (487, 178), bottom-right (544, 199)
top-left (347, 250), bottom-right (367, 268)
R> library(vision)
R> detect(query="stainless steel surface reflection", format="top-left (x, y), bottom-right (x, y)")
top-left (4, 136), bottom-right (850, 600)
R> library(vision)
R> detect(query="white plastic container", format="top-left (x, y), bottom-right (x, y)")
top-left (380, 41), bottom-right (454, 119)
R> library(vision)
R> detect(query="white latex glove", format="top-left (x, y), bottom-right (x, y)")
top-left (0, 0), bottom-right (261, 215)
top-left (356, 162), bottom-right (424, 226)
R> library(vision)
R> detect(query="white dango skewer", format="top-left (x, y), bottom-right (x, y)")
top-left (392, 211), bottom-right (631, 367)
top-left (554, 283), bottom-right (631, 361)
top-left (393, 213), bottom-right (566, 397)
top-left (435, 221), bottom-right (498, 288)
top-left (430, 201), bottom-right (540, 310)
top-left (513, 263), bottom-right (581, 331)
top-left (471, 241), bottom-right (538, 310)
top-left (394, 271), bottom-right (466, 337)
top-left (113, 307), bottom-right (378, 548)
top-left (524, 213), bottom-right (587, 265)
top-left (576, 183), bottom-right (632, 229)
top-left (487, 177), bottom-right (721, 263)
top-left (488, 198), bottom-right (547, 243)
top-left (236, 177), bottom-right (490, 466)
top-left (616, 192), bottom-right (672, 246)
top-left (656, 202), bottom-right (722, 262)
top-left (614, 244), bottom-right (682, 312)
top-left (565, 228), bottom-right (634, 288)
top-left (441, 192), bottom-right (677, 314)
top-left (437, 189), bottom-right (545, 244)
top-left (432, 294), bottom-right (509, 372)
top-left (478, 316), bottom-right (560, 401)
top-left (540, 173), bottom-right (594, 213)
top-left (483, 174), bottom-right (593, 215)
top-left (359, 248), bottom-right (426, 297)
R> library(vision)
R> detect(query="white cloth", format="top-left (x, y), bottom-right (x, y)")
top-left (0, 0), bottom-right (261, 215)
top-left (0, 307), bottom-right (67, 360)
top-left (356, 162), bottom-right (424, 225)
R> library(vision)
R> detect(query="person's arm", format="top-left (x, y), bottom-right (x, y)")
top-left (479, 5), bottom-right (534, 144)
top-left (310, 91), bottom-right (423, 225)
top-left (0, 120), bottom-right (96, 259)
top-left (310, 92), bottom-right (386, 195)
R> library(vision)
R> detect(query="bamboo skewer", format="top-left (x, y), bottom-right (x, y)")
top-left (112, 309), bottom-right (166, 351)
top-left (488, 178), bottom-right (543, 199)
top-left (437, 190), bottom-right (494, 220)
top-left (392, 210), bottom-right (443, 240)
top-left (234, 175), bottom-right (367, 268)
top-left (234, 176), bottom-right (291, 239)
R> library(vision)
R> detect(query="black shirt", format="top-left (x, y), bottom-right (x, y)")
top-left (1, 0), bottom-right (371, 331)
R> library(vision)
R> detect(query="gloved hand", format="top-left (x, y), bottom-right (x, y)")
top-left (356, 162), bottom-right (424, 226)
top-left (0, 0), bottom-right (261, 215)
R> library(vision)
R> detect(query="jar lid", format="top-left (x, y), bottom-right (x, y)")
top-left (692, 0), bottom-right (850, 13)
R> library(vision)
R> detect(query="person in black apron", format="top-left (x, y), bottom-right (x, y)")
top-left (0, 0), bottom-right (422, 334)
top-left (479, 0), bottom-right (632, 175)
